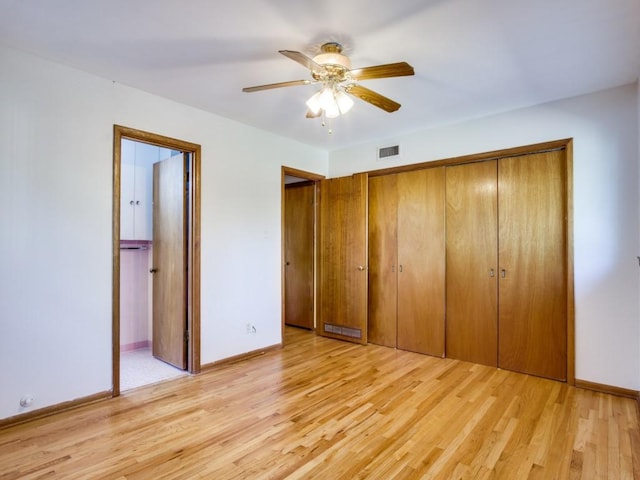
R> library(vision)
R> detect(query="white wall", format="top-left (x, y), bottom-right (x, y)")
top-left (0, 45), bottom-right (328, 420)
top-left (330, 83), bottom-right (640, 391)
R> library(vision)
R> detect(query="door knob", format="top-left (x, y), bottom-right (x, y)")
top-left (357, 265), bottom-right (367, 271)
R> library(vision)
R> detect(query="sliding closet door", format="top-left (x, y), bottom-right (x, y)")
top-left (368, 174), bottom-right (398, 347)
top-left (445, 161), bottom-right (498, 366)
top-left (396, 167), bottom-right (446, 356)
top-left (498, 150), bottom-right (567, 380)
top-left (318, 173), bottom-right (368, 344)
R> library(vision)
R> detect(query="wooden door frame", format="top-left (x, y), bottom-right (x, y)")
top-left (365, 138), bottom-right (575, 385)
top-left (112, 125), bottom-right (201, 396)
top-left (281, 166), bottom-right (325, 343)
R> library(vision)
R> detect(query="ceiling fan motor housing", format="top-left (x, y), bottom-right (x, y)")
top-left (311, 42), bottom-right (351, 82)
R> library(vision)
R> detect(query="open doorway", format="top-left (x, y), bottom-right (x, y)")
top-left (281, 167), bottom-right (324, 344)
top-left (112, 126), bottom-right (201, 396)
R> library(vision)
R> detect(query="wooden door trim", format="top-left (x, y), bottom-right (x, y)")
top-left (112, 125), bottom-right (202, 397)
top-left (281, 167), bottom-right (325, 343)
top-left (359, 138), bottom-right (574, 385)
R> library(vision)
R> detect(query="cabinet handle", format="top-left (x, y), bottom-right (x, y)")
top-left (149, 268), bottom-right (157, 274)
top-left (136, 200), bottom-right (140, 205)
top-left (399, 264), bottom-right (403, 273)
top-left (129, 200), bottom-right (134, 205)
top-left (392, 265), bottom-right (395, 272)
top-left (501, 269), bottom-right (506, 278)
top-left (489, 268), bottom-right (495, 277)
top-left (357, 265), bottom-right (367, 271)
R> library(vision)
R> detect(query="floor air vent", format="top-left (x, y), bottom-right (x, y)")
top-left (324, 323), bottom-right (362, 339)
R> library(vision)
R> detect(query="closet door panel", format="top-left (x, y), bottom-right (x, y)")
top-left (445, 161), bottom-right (498, 366)
top-left (368, 174), bottom-right (398, 347)
top-left (498, 150), bottom-right (567, 380)
top-left (318, 173), bottom-right (369, 344)
top-left (397, 168), bottom-right (446, 356)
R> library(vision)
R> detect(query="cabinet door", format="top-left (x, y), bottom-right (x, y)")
top-left (368, 174), bottom-right (397, 347)
top-left (498, 150), bottom-right (567, 380)
top-left (397, 168), bottom-right (445, 356)
top-left (120, 161), bottom-right (135, 240)
top-left (445, 161), bottom-right (498, 366)
top-left (318, 173), bottom-right (368, 344)
top-left (284, 183), bottom-right (315, 329)
top-left (133, 162), bottom-right (152, 240)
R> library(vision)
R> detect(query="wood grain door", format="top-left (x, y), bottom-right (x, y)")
top-left (368, 174), bottom-right (398, 347)
top-left (318, 173), bottom-right (368, 344)
top-left (397, 168), bottom-right (446, 356)
top-left (498, 150), bottom-right (567, 380)
top-left (445, 161), bottom-right (498, 366)
top-left (152, 153), bottom-right (187, 369)
top-left (284, 183), bottom-right (315, 329)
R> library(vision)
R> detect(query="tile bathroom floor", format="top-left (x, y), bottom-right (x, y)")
top-left (120, 348), bottom-right (187, 391)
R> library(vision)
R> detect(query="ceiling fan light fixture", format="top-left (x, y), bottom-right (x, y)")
top-left (324, 100), bottom-right (340, 119)
top-left (335, 89), bottom-right (354, 114)
top-left (305, 90), bottom-right (323, 115)
top-left (306, 84), bottom-right (351, 119)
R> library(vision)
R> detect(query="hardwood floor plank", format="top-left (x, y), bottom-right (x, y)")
top-left (0, 327), bottom-right (638, 479)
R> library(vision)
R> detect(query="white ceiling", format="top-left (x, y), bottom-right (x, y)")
top-left (1, 0), bottom-right (638, 150)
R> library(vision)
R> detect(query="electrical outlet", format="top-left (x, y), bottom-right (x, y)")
top-left (19, 395), bottom-right (34, 408)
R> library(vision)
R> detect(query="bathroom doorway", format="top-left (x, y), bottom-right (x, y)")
top-left (112, 126), bottom-right (201, 395)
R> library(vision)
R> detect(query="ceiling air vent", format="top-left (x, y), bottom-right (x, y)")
top-left (377, 144), bottom-right (400, 161)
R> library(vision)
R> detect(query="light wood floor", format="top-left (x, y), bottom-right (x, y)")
top-left (1, 327), bottom-right (639, 479)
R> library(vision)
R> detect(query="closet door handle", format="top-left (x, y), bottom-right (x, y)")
top-left (399, 264), bottom-right (403, 273)
top-left (149, 268), bottom-right (157, 274)
top-left (357, 265), bottom-right (367, 271)
top-left (489, 268), bottom-right (495, 277)
top-left (501, 269), bottom-right (506, 278)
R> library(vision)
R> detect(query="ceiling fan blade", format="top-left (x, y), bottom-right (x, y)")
top-left (242, 79), bottom-right (312, 93)
top-left (279, 50), bottom-right (324, 72)
top-left (345, 84), bottom-right (401, 112)
top-left (349, 62), bottom-right (415, 81)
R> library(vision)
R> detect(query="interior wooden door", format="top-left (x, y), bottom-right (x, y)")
top-left (396, 167), bottom-right (446, 356)
top-left (498, 150), bottom-right (567, 380)
top-left (284, 182), bottom-right (314, 329)
top-left (368, 174), bottom-right (398, 347)
top-left (152, 153), bottom-right (187, 369)
top-left (318, 173), bottom-right (368, 344)
top-left (445, 161), bottom-right (499, 366)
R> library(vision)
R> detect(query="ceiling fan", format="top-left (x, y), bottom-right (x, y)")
top-left (242, 42), bottom-right (415, 120)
